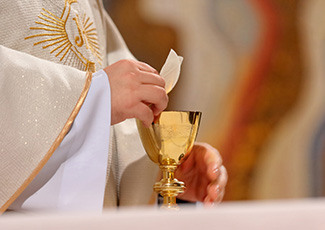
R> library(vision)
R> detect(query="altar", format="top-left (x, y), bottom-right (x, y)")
top-left (1, 198), bottom-right (324, 230)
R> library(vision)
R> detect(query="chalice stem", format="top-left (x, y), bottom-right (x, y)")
top-left (161, 165), bottom-right (176, 182)
top-left (154, 165), bottom-right (185, 209)
top-left (163, 196), bottom-right (177, 207)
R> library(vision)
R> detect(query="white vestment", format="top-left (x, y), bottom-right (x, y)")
top-left (9, 70), bottom-right (111, 212)
top-left (0, 0), bottom-right (158, 213)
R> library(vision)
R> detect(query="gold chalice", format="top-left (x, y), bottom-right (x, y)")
top-left (137, 111), bottom-right (201, 209)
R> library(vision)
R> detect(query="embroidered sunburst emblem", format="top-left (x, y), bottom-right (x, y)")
top-left (25, 0), bottom-right (102, 71)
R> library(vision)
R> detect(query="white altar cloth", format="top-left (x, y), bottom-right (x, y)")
top-left (1, 198), bottom-right (325, 230)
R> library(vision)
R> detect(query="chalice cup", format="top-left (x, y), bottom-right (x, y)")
top-left (137, 111), bottom-right (202, 209)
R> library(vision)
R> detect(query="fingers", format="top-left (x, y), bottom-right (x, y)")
top-left (204, 165), bottom-right (228, 205)
top-left (138, 85), bottom-right (168, 115)
top-left (133, 62), bottom-right (167, 120)
top-left (133, 103), bottom-right (154, 127)
top-left (138, 71), bottom-right (165, 88)
top-left (105, 59), bottom-right (168, 126)
top-left (137, 61), bottom-right (159, 74)
top-left (194, 142), bottom-right (223, 181)
top-left (204, 187), bottom-right (225, 207)
top-left (134, 61), bottom-right (165, 88)
top-left (124, 82), bottom-right (168, 125)
top-left (175, 143), bottom-right (228, 204)
top-left (205, 148), bottom-right (223, 182)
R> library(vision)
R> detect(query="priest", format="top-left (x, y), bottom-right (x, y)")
top-left (0, 0), bottom-right (227, 213)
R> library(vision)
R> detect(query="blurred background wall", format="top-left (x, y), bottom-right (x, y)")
top-left (103, 0), bottom-right (325, 201)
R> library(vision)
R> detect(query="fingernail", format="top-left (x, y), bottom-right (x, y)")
top-left (203, 199), bottom-right (215, 208)
top-left (213, 167), bottom-right (219, 174)
top-left (215, 185), bottom-right (220, 193)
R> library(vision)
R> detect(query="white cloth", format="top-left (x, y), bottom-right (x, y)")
top-left (9, 70), bottom-right (111, 212)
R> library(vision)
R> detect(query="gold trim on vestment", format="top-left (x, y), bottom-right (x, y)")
top-left (0, 69), bottom-right (93, 214)
top-left (25, 0), bottom-right (103, 71)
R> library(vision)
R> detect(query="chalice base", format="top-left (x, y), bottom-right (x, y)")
top-left (154, 165), bottom-right (185, 210)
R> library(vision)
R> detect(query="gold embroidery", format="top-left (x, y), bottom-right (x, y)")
top-left (25, 0), bottom-right (102, 71)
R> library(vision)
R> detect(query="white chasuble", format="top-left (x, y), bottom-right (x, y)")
top-left (9, 70), bottom-right (111, 212)
top-left (0, 0), bottom-right (158, 213)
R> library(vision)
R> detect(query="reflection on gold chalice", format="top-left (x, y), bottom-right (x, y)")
top-left (137, 111), bottom-right (201, 209)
